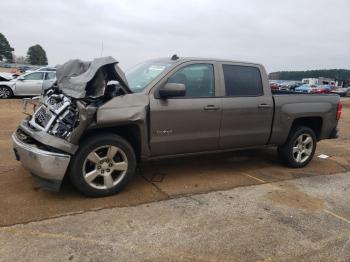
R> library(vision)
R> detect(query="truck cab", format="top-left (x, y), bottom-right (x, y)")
top-left (143, 59), bottom-right (273, 155)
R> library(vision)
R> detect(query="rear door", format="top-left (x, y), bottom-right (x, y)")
top-left (15, 72), bottom-right (45, 95)
top-left (149, 62), bottom-right (222, 156)
top-left (219, 63), bottom-right (273, 149)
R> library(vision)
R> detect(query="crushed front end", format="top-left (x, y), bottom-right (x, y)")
top-left (13, 90), bottom-right (95, 191)
top-left (12, 56), bottom-right (131, 191)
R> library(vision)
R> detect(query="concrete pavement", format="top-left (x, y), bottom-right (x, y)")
top-left (0, 172), bottom-right (349, 261)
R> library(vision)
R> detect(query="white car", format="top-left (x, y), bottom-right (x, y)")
top-left (0, 72), bottom-right (13, 81)
top-left (0, 70), bottom-right (56, 98)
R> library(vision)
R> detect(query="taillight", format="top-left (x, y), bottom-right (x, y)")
top-left (336, 102), bottom-right (342, 120)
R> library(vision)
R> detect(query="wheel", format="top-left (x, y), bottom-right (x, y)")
top-left (278, 126), bottom-right (316, 168)
top-left (69, 133), bottom-right (137, 197)
top-left (0, 86), bottom-right (13, 99)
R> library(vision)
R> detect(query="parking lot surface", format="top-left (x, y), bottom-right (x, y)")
top-left (0, 99), bottom-right (350, 226)
top-left (1, 172), bottom-right (349, 261)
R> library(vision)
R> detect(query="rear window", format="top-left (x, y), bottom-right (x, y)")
top-left (223, 65), bottom-right (263, 96)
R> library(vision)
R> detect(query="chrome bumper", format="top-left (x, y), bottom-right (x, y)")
top-left (12, 133), bottom-right (71, 189)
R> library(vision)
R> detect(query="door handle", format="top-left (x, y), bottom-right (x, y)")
top-left (258, 104), bottom-right (271, 109)
top-left (204, 105), bottom-right (219, 111)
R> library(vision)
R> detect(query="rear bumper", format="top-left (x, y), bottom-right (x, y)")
top-left (328, 127), bottom-right (338, 139)
top-left (12, 133), bottom-right (71, 191)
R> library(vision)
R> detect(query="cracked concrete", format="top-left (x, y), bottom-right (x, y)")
top-left (0, 172), bottom-right (349, 261)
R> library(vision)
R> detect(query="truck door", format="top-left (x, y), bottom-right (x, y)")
top-left (150, 62), bottom-right (222, 156)
top-left (15, 72), bottom-right (45, 95)
top-left (219, 63), bottom-right (274, 149)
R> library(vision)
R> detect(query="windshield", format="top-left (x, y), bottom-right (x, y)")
top-left (125, 60), bottom-right (173, 92)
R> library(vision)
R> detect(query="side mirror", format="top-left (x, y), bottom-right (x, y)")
top-left (18, 76), bottom-right (24, 81)
top-left (158, 83), bottom-right (186, 99)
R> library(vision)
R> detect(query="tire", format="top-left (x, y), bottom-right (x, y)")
top-left (0, 86), bottom-right (13, 99)
top-left (278, 126), bottom-right (316, 168)
top-left (69, 133), bottom-right (137, 197)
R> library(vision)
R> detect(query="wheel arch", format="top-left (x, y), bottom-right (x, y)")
top-left (290, 116), bottom-right (323, 140)
top-left (0, 85), bottom-right (14, 97)
top-left (79, 124), bottom-right (143, 161)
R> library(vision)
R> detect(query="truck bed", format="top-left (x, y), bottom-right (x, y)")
top-left (269, 92), bottom-right (340, 145)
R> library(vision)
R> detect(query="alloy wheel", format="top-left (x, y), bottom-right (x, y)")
top-left (292, 134), bottom-right (313, 163)
top-left (83, 145), bottom-right (128, 189)
top-left (0, 87), bottom-right (10, 98)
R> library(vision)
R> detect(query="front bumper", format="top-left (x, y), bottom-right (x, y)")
top-left (12, 133), bottom-right (71, 191)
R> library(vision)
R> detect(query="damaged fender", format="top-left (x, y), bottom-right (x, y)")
top-left (96, 93), bottom-right (151, 158)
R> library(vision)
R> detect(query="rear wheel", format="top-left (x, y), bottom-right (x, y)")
top-left (278, 126), bottom-right (316, 168)
top-left (69, 133), bottom-right (136, 197)
top-left (0, 86), bottom-right (13, 99)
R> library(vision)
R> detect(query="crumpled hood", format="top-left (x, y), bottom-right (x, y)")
top-left (56, 56), bottom-right (131, 99)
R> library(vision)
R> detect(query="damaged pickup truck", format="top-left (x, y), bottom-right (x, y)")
top-left (12, 56), bottom-right (342, 197)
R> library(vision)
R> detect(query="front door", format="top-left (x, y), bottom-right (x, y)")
top-left (150, 63), bottom-right (222, 156)
top-left (15, 72), bottom-right (44, 95)
top-left (43, 72), bottom-right (57, 90)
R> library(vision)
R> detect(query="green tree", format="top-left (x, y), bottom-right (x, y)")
top-left (0, 33), bottom-right (14, 62)
top-left (26, 44), bottom-right (48, 65)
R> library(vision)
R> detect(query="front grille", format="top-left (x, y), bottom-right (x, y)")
top-left (34, 106), bottom-right (53, 128)
top-left (27, 93), bottom-right (78, 139)
top-left (46, 96), bottom-right (64, 110)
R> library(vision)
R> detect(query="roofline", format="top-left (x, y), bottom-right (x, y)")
top-left (149, 56), bottom-right (264, 67)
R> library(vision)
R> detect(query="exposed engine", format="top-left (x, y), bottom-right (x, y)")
top-left (28, 91), bottom-right (79, 139)
top-left (23, 57), bottom-right (131, 142)
top-left (25, 80), bottom-right (127, 141)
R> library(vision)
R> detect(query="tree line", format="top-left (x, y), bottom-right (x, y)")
top-left (0, 32), bottom-right (48, 65)
top-left (269, 69), bottom-right (350, 81)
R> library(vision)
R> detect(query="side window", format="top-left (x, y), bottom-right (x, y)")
top-left (45, 72), bottom-right (56, 80)
top-left (23, 72), bottom-right (44, 81)
top-left (223, 65), bottom-right (263, 96)
top-left (168, 64), bottom-right (214, 98)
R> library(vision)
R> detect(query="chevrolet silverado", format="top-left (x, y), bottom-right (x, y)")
top-left (12, 56), bottom-right (341, 197)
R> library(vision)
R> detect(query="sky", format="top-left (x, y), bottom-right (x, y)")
top-left (1, 0), bottom-right (349, 72)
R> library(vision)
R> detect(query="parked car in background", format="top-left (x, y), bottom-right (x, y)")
top-left (315, 85), bottom-right (332, 94)
top-left (295, 84), bottom-right (314, 93)
top-left (295, 84), bottom-right (331, 94)
top-left (270, 82), bottom-right (280, 91)
top-left (278, 82), bottom-right (290, 91)
top-left (0, 70), bottom-right (56, 98)
top-left (331, 87), bottom-right (350, 97)
top-left (270, 81), bottom-right (303, 92)
top-left (0, 72), bottom-right (13, 81)
top-left (288, 82), bottom-right (303, 91)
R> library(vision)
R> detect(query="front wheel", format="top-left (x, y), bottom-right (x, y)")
top-left (0, 86), bottom-right (13, 99)
top-left (69, 133), bottom-right (137, 197)
top-left (278, 126), bottom-right (316, 168)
